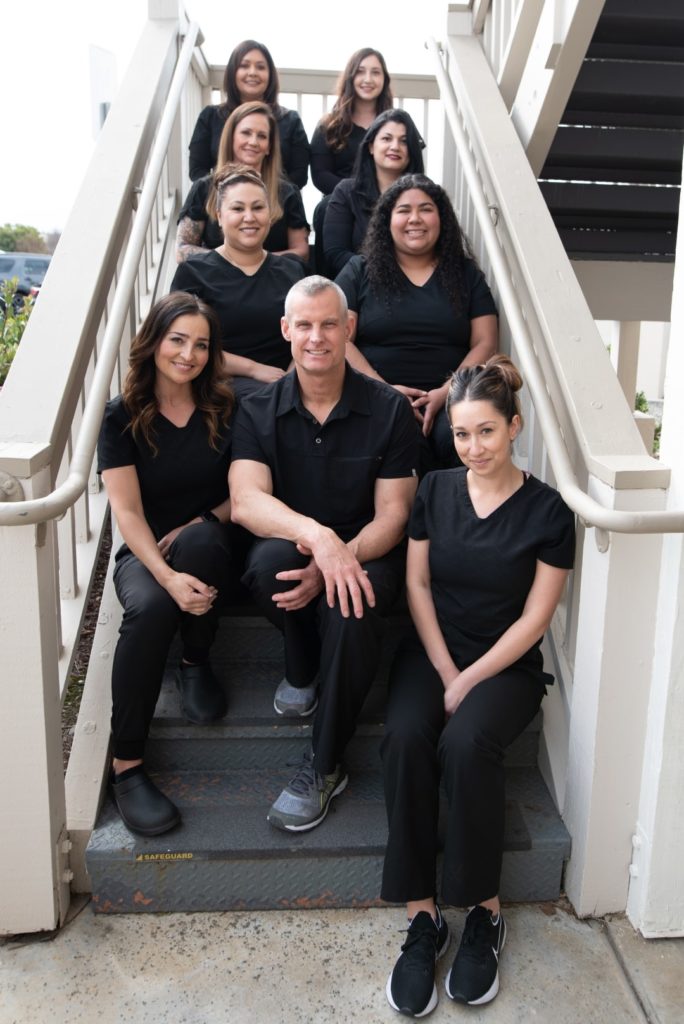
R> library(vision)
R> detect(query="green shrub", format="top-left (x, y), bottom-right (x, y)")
top-left (634, 390), bottom-right (649, 414)
top-left (0, 279), bottom-right (33, 386)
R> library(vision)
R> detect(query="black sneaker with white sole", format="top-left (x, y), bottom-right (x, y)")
top-left (386, 907), bottom-right (450, 1017)
top-left (445, 905), bottom-right (506, 1005)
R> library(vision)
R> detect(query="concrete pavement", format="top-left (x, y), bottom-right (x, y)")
top-left (1, 901), bottom-right (682, 1023)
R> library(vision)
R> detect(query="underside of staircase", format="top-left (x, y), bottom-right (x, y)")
top-left (540, 0), bottom-right (684, 261)
top-left (86, 610), bottom-right (571, 914)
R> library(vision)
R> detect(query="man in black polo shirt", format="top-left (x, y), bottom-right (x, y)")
top-left (230, 276), bottom-right (419, 831)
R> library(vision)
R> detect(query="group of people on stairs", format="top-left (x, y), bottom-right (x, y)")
top-left (97, 36), bottom-right (576, 1018)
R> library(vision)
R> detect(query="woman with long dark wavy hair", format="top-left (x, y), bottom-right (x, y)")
top-left (336, 174), bottom-right (498, 470)
top-left (311, 47), bottom-right (393, 196)
top-left (97, 292), bottom-right (243, 837)
top-left (310, 47), bottom-right (393, 274)
top-left (322, 109), bottom-right (424, 277)
top-left (188, 39), bottom-right (310, 188)
top-left (177, 103), bottom-right (309, 264)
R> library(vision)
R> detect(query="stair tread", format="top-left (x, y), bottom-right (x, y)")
top-left (151, 658), bottom-right (541, 736)
top-left (88, 765), bottom-right (570, 861)
top-left (88, 610), bottom-right (565, 911)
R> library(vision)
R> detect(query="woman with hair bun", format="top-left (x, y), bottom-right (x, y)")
top-left (336, 173), bottom-right (497, 470)
top-left (171, 167), bottom-right (307, 396)
top-left (98, 292), bottom-right (243, 837)
top-left (381, 355), bottom-right (575, 1017)
top-left (322, 109), bottom-right (424, 276)
top-left (188, 39), bottom-right (310, 188)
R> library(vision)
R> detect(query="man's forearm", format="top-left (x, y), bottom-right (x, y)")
top-left (347, 511), bottom-right (408, 564)
top-left (231, 488), bottom-right (322, 548)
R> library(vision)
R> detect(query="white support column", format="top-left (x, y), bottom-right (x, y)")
top-left (510, 0), bottom-right (604, 174)
top-left (563, 477), bottom-right (665, 917)
top-left (626, 181), bottom-right (684, 938)
top-left (498, 0), bottom-right (545, 108)
top-left (0, 460), bottom-right (70, 935)
top-left (615, 321), bottom-right (641, 409)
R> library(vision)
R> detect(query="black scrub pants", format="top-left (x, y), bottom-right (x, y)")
top-left (381, 643), bottom-right (546, 907)
top-left (242, 538), bottom-right (405, 776)
top-left (111, 522), bottom-right (238, 760)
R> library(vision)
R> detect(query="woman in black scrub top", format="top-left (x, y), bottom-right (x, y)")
top-left (336, 173), bottom-right (498, 471)
top-left (177, 102), bottom-right (309, 265)
top-left (310, 47), bottom-right (393, 272)
top-left (98, 292), bottom-right (241, 837)
top-left (382, 355), bottom-right (575, 1017)
top-left (322, 109), bottom-right (424, 277)
top-left (188, 38), bottom-right (309, 188)
top-left (171, 167), bottom-right (307, 397)
top-left (311, 47), bottom-right (393, 196)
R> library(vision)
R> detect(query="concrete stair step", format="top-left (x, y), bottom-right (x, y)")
top-left (87, 765), bottom-right (570, 914)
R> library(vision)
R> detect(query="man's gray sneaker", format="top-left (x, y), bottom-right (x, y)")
top-left (267, 751), bottom-right (348, 831)
top-left (273, 677), bottom-right (318, 717)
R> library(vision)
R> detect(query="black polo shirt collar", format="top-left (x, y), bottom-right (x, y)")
top-left (275, 366), bottom-right (372, 423)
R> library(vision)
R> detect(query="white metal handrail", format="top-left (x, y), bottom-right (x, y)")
top-left (427, 35), bottom-right (684, 535)
top-left (0, 24), bottom-right (200, 527)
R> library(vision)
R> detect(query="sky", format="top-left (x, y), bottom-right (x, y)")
top-left (1, 0), bottom-right (450, 233)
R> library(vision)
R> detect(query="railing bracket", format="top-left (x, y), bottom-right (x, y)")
top-left (595, 528), bottom-right (610, 553)
top-left (0, 470), bottom-right (24, 503)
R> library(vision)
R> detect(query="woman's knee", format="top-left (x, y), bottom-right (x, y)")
top-left (119, 581), bottom-right (178, 635)
top-left (170, 522), bottom-right (232, 570)
top-left (438, 713), bottom-right (501, 774)
top-left (381, 710), bottom-right (440, 767)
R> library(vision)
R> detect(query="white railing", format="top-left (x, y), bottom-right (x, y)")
top-left (0, 8), bottom-right (452, 934)
top-left (0, 7), bottom-right (203, 935)
top-left (3, 0), bottom-right (679, 934)
top-left (433, 14), bottom-right (680, 918)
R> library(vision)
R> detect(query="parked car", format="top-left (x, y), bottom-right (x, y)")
top-left (0, 252), bottom-right (51, 309)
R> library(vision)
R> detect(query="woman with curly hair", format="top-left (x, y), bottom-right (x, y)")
top-left (322, 109), bottom-right (424, 277)
top-left (336, 174), bottom-right (498, 469)
top-left (97, 292), bottom-right (243, 836)
top-left (177, 102), bottom-right (309, 264)
top-left (188, 39), bottom-right (309, 188)
top-left (311, 48), bottom-right (393, 196)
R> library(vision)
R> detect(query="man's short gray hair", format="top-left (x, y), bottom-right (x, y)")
top-left (283, 275), bottom-right (348, 321)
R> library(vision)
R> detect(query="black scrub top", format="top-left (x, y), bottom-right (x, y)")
top-left (231, 366), bottom-right (419, 541)
top-left (310, 121), bottom-right (367, 196)
top-left (336, 255), bottom-right (497, 391)
top-left (189, 105), bottom-right (310, 188)
top-left (170, 251), bottom-right (307, 369)
top-left (97, 395), bottom-right (232, 542)
top-left (178, 176), bottom-right (309, 254)
top-left (409, 468), bottom-right (575, 672)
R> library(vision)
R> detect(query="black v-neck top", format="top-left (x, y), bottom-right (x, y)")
top-left (170, 250), bottom-right (307, 368)
top-left (409, 468), bottom-right (575, 673)
top-left (97, 395), bottom-right (232, 541)
top-left (336, 255), bottom-right (497, 391)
